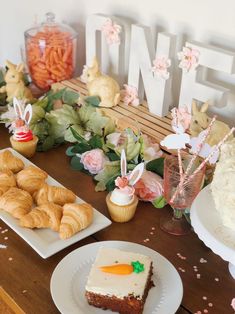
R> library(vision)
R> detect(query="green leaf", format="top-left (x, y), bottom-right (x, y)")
top-left (71, 155), bottom-right (84, 170)
top-left (62, 90), bottom-right (79, 105)
top-left (88, 135), bottom-right (103, 149)
top-left (66, 146), bottom-right (76, 156)
top-left (79, 104), bottom-right (96, 124)
top-left (105, 175), bottom-right (119, 192)
top-left (48, 104), bottom-right (80, 127)
top-left (106, 152), bottom-right (120, 161)
top-left (85, 96), bottom-right (101, 107)
top-left (45, 113), bottom-right (67, 139)
top-left (152, 196), bottom-right (167, 208)
top-left (70, 127), bottom-right (88, 145)
top-left (71, 142), bottom-right (91, 154)
top-left (34, 97), bottom-right (48, 109)
top-left (64, 124), bottom-right (84, 143)
top-left (42, 136), bottom-right (55, 151)
top-left (94, 161), bottom-right (120, 192)
top-left (146, 157), bottom-right (164, 178)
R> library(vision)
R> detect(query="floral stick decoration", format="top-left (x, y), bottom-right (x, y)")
top-left (178, 46), bottom-right (200, 72)
top-left (101, 18), bottom-right (122, 45)
top-left (12, 98), bottom-right (33, 141)
top-left (151, 56), bottom-right (171, 80)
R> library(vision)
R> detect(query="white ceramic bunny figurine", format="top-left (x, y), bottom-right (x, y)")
top-left (189, 100), bottom-right (232, 146)
top-left (0, 60), bottom-right (33, 103)
top-left (86, 57), bottom-right (120, 108)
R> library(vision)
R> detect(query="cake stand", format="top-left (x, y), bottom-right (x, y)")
top-left (190, 184), bottom-right (235, 279)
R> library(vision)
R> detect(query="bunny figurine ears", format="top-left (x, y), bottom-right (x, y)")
top-left (13, 97), bottom-right (32, 126)
top-left (119, 149), bottom-right (144, 187)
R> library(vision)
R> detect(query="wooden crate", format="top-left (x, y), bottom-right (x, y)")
top-left (52, 78), bottom-right (174, 147)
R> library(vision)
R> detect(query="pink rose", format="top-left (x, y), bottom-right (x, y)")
top-left (134, 170), bottom-right (163, 202)
top-left (80, 149), bottom-right (108, 174)
top-left (120, 84), bottom-right (140, 106)
top-left (115, 176), bottom-right (129, 188)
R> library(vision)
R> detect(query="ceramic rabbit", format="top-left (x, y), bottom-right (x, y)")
top-left (0, 60), bottom-right (33, 103)
top-left (86, 57), bottom-right (120, 108)
top-left (189, 100), bottom-right (232, 146)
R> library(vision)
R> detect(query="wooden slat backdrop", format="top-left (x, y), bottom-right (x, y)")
top-left (52, 78), bottom-right (174, 147)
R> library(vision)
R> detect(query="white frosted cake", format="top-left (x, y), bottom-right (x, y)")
top-left (85, 248), bottom-right (153, 314)
top-left (211, 139), bottom-right (235, 230)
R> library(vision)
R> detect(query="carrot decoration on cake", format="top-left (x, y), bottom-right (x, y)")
top-left (100, 260), bottom-right (144, 275)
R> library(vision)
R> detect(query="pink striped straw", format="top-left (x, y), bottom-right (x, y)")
top-left (187, 127), bottom-right (235, 182)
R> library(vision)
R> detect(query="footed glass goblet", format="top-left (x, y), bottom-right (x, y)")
top-left (160, 155), bottom-right (205, 236)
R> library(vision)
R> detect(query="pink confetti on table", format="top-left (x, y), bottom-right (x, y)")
top-left (196, 274), bottom-right (201, 279)
top-left (0, 227), bottom-right (2, 229)
top-left (151, 227), bottom-right (155, 230)
top-left (214, 277), bottom-right (219, 282)
top-left (194, 268), bottom-right (198, 272)
top-left (202, 296), bottom-right (207, 300)
top-left (203, 309), bottom-right (208, 313)
top-left (0, 244), bottom-right (7, 249)
top-left (200, 258), bottom-right (207, 263)
top-left (22, 290), bottom-right (27, 294)
top-left (150, 232), bottom-right (154, 235)
top-left (4, 237), bottom-right (8, 240)
top-left (208, 303), bottom-right (213, 307)
top-left (8, 257), bottom-right (13, 261)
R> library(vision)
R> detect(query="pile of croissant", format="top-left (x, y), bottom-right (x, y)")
top-left (0, 150), bottom-right (93, 239)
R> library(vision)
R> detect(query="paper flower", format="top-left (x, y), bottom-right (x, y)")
top-left (101, 18), bottom-right (122, 45)
top-left (178, 46), bottom-right (200, 72)
top-left (134, 170), bottom-right (163, 202)
top-left (120, 84), bottom-right (140, 106)
top-left (115, 176), bottom-right (129, 189)
top-left (80, 65), bottom-right (88, 83)
top-left (151, 56), bottom-right (171, 80)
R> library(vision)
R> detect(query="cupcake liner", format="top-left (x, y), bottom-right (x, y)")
top-left (106, 193), bottom-right (139, 223)
top-left (10, 135), bottom-right (38, 158)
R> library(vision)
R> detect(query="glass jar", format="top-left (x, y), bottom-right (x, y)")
top-left (24, 12), bottom-right (77, 91)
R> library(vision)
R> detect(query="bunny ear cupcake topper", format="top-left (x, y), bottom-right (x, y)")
top-left (13, 97), bottom-right (32, 125)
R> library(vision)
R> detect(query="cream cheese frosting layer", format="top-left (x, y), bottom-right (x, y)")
top-left (85, 248), bottom-right (152, 299)
top-left (110, 188), bottom-right (134, 206)
top-left (211, 139), bottom-right (235, 230)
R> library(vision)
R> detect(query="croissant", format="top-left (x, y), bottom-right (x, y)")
top-left (34, 184), bottom-right (76, 206)
top-left (0, 187), bottom-right (33, 219)
top-left (59, 203), bottom-right (93, 239)
top-left (0, 170), bottom-right (16, 196)
top-left (16, 165), bottom-right (48, 194)
top-left (20, 203), bottom-right (63, 232)
top-left (0, 150), bottom-right (24, 173)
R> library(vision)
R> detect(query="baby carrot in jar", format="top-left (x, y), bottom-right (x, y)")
top-left (24, 12), bottom-right (77, 91)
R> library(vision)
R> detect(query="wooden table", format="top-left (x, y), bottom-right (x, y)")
top-left (0, 124), bottom-right (234, 314)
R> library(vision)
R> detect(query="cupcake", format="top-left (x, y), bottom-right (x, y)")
top-left (10, 98), bottom-right (38, 158)
top-left (106, 150), bottom-right (144, 223)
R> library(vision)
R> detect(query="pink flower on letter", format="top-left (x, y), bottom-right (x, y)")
top-left (178, 47), bottom-right (200, 72)
top-left (120, 84), bottom-right (140, 106)
top-left (101, 18), bottom-right (122, 45)
top-left (80, 149), bottom-right (108, 174)
top-left (152, 56), bottom-right (171, 80)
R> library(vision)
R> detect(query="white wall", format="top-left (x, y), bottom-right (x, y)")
top-left (1, 0), bottom-right (235, 122)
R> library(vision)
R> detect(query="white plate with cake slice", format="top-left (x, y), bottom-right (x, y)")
top-left (50, 241), bottom-right (183, 314)
top-left (0, 148), bottom-right (112, 258)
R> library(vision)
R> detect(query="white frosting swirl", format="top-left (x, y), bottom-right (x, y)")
top-left (211, 139), bottom-right (235, 230)
top-left (110, 188), bottom-right (134, 206)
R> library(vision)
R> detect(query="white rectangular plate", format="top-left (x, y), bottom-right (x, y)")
top-left (0, 148), bottom-right (112, 259)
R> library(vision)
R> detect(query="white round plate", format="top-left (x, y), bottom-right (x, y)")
top-left (50, 241), bottom-right (183, 314)
top-left (191, 184), bottom-right (235, 265)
